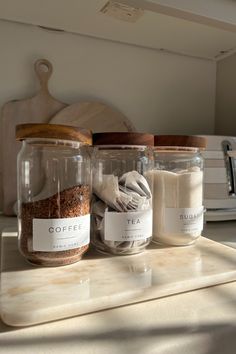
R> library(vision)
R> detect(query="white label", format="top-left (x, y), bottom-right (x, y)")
top-left (164, 207), bottom-right (204, 235)
top-left (104, 210), bottom-right (152, 241)
top-left (33, 215), bottom-right (90, 252)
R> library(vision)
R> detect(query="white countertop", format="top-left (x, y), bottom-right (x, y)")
top-left (0, 215), bottom-right (236, 354)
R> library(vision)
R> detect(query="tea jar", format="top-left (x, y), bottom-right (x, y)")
top-left (16, 123), bottom-right (92, 266)
top-left (152, 135), bottom-right (206, 246)
top-left (91, 132), bottom-right (154, 255)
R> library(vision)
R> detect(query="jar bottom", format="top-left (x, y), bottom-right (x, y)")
top-left (24, 254), bottom-right (84, 267)
top-left (152, 235), bottom-right (200, 247)
top-left (92, 241), bottom-right (148, 256)
top-left (19, 245), bottom-right (89, 267)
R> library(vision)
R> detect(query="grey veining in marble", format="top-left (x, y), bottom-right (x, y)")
top-left (1, 233), bottom-right (236, 327)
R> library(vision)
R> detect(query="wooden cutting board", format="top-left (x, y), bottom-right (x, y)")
top-left (0, 59), bottom-right (67, 215)
top-left (49, 101), bottom-right (135, 132)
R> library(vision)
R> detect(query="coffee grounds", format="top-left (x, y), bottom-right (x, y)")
top-left (19, 185), bottom-right (90, 266)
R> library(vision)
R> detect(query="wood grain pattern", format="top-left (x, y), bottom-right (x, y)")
top-left (93, 132), bottom-right (153, 146)
top-left (49, 101), bottom-right (135, 133)
top-left (154, 135), bottom-right (206, 149)
top-left (16, 123), bottom-right (92, 145)
top-left (0, 59), bottom-right (67, 215)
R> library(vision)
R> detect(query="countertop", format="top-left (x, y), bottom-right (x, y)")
top-left (0, 215), bottom-right (236, 354)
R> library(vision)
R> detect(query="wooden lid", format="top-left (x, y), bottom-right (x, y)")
top-left (16, 123), bottom-right (92, 145)
top-left (93, 132), bottom-right (154, 146)
top-left (154, 135), bottom-right (206, 149)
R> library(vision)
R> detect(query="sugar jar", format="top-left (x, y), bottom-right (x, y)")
top-left (16, 123), bottom-right (92, 266)
top-left (152, 135), bottom-right (206, 246)
top-left (91, 132), bottom-right (154, 255)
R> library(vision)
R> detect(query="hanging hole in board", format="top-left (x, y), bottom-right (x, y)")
top-left (40, 63), bottom-right (50, 73)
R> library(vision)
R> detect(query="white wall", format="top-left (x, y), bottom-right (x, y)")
top-left (0, 19), bottom-right (216, 210)
top-left (0, 20), bottom-right (216, 134)
top-left (216, 53), bottom-right (236, 136)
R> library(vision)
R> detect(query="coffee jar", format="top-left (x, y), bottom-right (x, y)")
top-left (91, 132), bottom-right (154, 255)
top-left (16, 123), bottom-right (92, 266)
top-left (152, 135), bottom-right (206, 246)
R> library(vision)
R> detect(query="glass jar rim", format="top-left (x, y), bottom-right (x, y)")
top-left (94, 144), bottom-right (148, 150)
top-left (22, 137), bottom-right (86, 148)
top-left (153, 146), bottom-right (201, 153)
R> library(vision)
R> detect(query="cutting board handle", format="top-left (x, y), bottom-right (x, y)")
top-left (34, 59), bottom-right (53, 94)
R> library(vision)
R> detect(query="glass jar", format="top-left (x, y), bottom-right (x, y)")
top-left (16, 123), bottom-right (92, 266)
top-left (152, 135), bottom-right (206, 246)
top-left (91, 132), bottom-right (154, 255)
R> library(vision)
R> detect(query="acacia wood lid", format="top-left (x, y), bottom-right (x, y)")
top-left (154, 135), bottom-right (206, 149)
top-left (16, 123), bottom-right (92, 145)
top-left (93, 132), bottom-right (154, 146)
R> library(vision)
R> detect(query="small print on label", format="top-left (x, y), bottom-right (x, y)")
top-left (104, 209), bottom-right (152, 241)
top-left (164, 207), bottom-right (204, 234)
top-left (33, 215), bottom-right (90, 252)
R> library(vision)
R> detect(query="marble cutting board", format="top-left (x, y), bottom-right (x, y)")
top-left (1, 231), bottom-right (236, 327)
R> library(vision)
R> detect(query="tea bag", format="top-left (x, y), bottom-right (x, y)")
top-left (92, 170), bottom-right (152, 254)
top-left (119, 171), bottom-right (151, 198)
top-left (93, 174), bottom-right (124, 211)
top-left (93, 171), bottom-right (152, 212)
top-left (92, 200), bottom-right (148, 253)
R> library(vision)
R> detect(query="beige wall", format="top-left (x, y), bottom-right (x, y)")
top-left (0, 20), bottom-right (216, 135)
top-left (0, 19), bottom-right (216, 210)
top-left (216, 53), bottom-right (236, 135)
